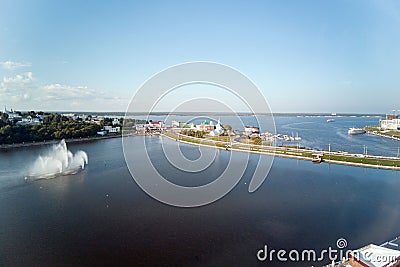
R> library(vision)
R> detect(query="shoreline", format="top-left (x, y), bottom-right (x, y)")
top-left (0, 134), bottom-right (124, 150)
top-left (3, 132), bottom-right (400, 170)
top-left (162, 133), bottom-right (400, 171)
top-left (366, 130), bottom-right (400, 141)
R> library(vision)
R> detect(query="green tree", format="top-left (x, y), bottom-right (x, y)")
top-left (223, 124), bottom-right (232, 131)
top-left (251, 137), bottom-right (262, 145)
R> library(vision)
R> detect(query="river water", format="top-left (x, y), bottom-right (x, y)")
top-left (1, 116), bottom-right (399, 266)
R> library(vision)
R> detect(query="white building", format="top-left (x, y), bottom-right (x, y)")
top-left (62, 113), bottom-right (76, 120)
top-left (380, 119), bottom-right (400, 130)
top-left (244, 126), bottom-right (260, 136)
top-left (3, 106), bottom-right (22, 121)
top-left (108, 127), bottom-right (120, 133)
top-left (90, 116), bottom-right (104, 125)
top-left (112, 118), bottom-right (121, 126)
top-left (103, 126), bottom-right (120, 133)
top-left (196, 121), bottom-right (215, 132)
top-left (135, 123), bottom-right (147, 133)
top-left (209, 120), bottom-right (225, 136)
top-left (171, 120), bottom-right (180, 128)
top-left (17, 115), bottom-right (42, 125)
top-left (149, 121), bottom-right (164, 128)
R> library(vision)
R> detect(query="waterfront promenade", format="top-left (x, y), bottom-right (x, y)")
top-left (366, 130), bottom-right (400, 141)
top-left (163, 132), bottom-right (400, 170)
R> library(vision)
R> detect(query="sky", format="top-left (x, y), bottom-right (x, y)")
top-left (0, 0), bottom-right (399, 113)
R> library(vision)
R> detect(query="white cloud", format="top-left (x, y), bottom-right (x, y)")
top-left (0, 61), bottom-right (32, 70)
top-left (0, 72), bottom-right (35, 102)
top-left (42, 83), bottom-right (96, 100)
top-left (2, 72), bottom-right (34, 87)
top-left (0, 72), bottom-right (129, 111)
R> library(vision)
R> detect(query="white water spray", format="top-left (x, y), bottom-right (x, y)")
top-left (29, 139), bottom-right (88, 178)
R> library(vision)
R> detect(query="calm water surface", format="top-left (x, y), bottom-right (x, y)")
top-left (1, 116), bottom-right (400, 266)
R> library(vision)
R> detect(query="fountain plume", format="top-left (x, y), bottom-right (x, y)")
top-left (29, 139), bottom-right (88, 178)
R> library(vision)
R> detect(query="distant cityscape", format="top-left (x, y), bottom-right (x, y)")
top-left (2, 105), bottom-right (400, 142)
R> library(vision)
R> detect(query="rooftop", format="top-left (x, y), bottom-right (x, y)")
top-left (351, 244), bottom-right (400, 267)
top-left (382, 236), bottom-right (400, 252)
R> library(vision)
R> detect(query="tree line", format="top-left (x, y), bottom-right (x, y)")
top-left (180, 129), bottom-right (206, 138)
top-left (0, 113), bottom-right (102, 144)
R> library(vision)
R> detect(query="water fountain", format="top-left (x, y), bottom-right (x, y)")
top-left (28, 139), bottom-right (88, 179)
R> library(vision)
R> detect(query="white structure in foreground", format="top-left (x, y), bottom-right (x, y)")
top-left (348, 244), bottom-right (400, 267)
top-left (380, 114), bottom-right (400, 131)
top-left (380, 119), bottom-right (400, 130)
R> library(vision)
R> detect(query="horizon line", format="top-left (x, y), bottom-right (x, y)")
top-left (1, 109), bottom-right (389, 116)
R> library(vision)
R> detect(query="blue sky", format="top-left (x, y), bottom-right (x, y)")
top-left (0, 0), bottom-right (399, 113)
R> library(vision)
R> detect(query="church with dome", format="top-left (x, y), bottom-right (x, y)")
top-left (209, 120), bottom-right (225, 136)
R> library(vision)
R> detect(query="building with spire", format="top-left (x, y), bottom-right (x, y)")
top-left (2, 106), bottom-right (21, 121)
top-left (209, 119), bottom-right (225, 136)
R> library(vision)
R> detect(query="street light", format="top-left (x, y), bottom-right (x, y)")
top-left (363, 145), bottom-right (368, 155)
top-left (328, 144), bottom-right (331, 160)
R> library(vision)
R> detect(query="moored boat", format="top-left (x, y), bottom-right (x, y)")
top-left (312, 153), bottom-right (323, 163)
top-left (348, 128), bottom-right (366, 135)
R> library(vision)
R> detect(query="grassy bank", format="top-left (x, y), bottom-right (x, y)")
top-left (323, 154), bottom-right (400, 167)
top-left (365, 126), bottom-right (400, 140)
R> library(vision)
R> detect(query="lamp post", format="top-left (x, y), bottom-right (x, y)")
top-left (328, 143), bottom-right (331, 160)
top-left (363, 145), bottom-right (368, 155)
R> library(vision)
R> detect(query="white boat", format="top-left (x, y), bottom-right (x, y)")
top-left (348, 128), bottom-right (366, 135)
top-left (327, 119), bottom-right (335, 123)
